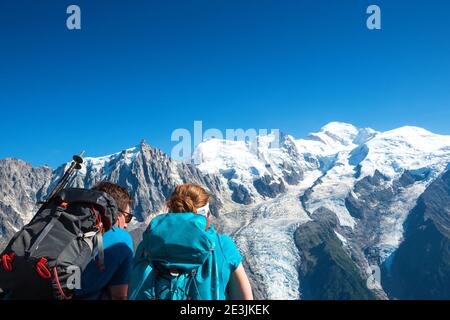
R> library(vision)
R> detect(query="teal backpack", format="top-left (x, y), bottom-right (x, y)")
top-left (128, 213), bottom-right (220, 300)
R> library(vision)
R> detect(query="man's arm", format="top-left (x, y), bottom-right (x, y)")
top-left (227, 263), bottom-right (254, 300)
top-left (106, 233), bottom-right (134, 300)
top-left (107, 284), bottom-right (129, 300)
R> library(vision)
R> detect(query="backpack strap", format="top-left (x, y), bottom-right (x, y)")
top-left (82, 231), bottom-right (97, 252)
top-left (210, 235), bottom-right (230, 300)
top-left (53, 267), bottom-right (72, 300)
top-left (212, 245), bottom-right (220, 300)
top-left (28, 206), bottom-right (65, 256)
top-left (94, 233), bottom-right (105, 272)
top-left (129, 262), bottom-right (153, 300)
top-left (153, 268), bottom-right (197, 300)
top-left (89, 205), bottom-right (107, 272)
top-left (185, 269), bottom-right (200, 300)
top-left (1, 252), bottom-right (15, 272)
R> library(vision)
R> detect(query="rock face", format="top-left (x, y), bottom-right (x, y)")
top-left (62, 142), bottom-right (227, 222)
top-left (253, 175), bottom-right (286, 198)
top-left (1, 122), bottom-right (450, 300)
top-left (0, 159), bottom-right (52, 249)
top-left (294, 208), bottom-right (378, 300)
top-left (381, 168), bottom-right (450, 299)
top-left (343, 169), bottom-right (430, 264)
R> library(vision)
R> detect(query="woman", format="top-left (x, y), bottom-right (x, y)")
top-left (129, 183), bottom-right (253, 300)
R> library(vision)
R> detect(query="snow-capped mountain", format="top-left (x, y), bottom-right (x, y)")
top-left (50, 141), bottom-right (227, 223)
top-left (299, 125), bottom-right (450, 262)
top-left (193, 122), bottom-right (450, 299)
top-left (1, 122), bottom-right (450, 300)
top-left (193, 132), bottom-right (304, 204)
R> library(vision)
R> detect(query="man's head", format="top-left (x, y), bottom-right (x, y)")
top-left (91, 181), bottom-right (132, 229)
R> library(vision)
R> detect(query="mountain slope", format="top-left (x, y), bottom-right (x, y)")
top-left (294, 208), bottom-right (378, 300)
top-left (53, 141), bottom-right (227, 223)
top-left (0, 159), bottom-right (52, 249)
top-left (382, 167), bottom-right (450, 299)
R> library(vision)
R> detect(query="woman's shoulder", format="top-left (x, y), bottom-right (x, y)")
top-left (216, 233), bottom-right (243, 270)
top-left (216, 233), bottom-right (236, 247)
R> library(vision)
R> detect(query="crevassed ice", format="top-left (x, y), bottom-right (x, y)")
top-left (228, 174), bottom-right (318, 300)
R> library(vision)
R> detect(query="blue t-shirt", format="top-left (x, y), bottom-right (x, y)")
top-left (215, 234), bottom-right (243, 298)
top-left (76, 227), bottom-right (134, 300)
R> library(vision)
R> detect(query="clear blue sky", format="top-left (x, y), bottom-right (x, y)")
top-left (0, 0), bottom-right (449, 167)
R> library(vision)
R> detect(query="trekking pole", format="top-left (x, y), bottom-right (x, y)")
top-left (39, 151), bottom-right (85, 205)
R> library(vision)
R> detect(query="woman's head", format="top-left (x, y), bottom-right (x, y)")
top-left (166, 183), bottom-right (211, 215)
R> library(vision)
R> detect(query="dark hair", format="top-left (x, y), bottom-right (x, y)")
top-left (91, 181), bottom-right (131, 212)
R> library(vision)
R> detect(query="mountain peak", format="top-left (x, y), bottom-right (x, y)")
top-left (319, 122), bottom-right (378, 139)
top-left (384, 125), bottom-right (434, 137)
top-left (320, 122), bottom-right (359, 134)
top-left (296, 122), bottom-right (377, 156)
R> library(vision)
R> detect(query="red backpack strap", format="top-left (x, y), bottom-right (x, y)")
top-left (1, 252), bottom-right (15, 272)
top-left (36, 257), bottom-right (51, 279)
top-left (53, 267), bottom-right (73, 300)
top-left (205, 219), bottom-right (213, 231)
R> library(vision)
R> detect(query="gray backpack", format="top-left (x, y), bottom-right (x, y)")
top-left (0, 188), bottom-right (119, 300)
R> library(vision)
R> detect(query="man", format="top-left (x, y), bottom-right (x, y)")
top-left (76, 181), bottom-right (134, 300)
